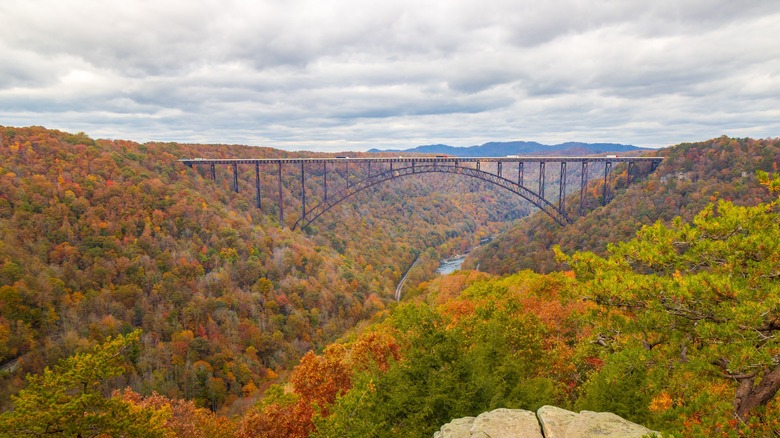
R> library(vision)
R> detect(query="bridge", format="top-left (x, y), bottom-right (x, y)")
top-left (179, 156), bottom-right (662, 230)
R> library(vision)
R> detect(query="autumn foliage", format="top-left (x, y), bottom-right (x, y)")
top-left (3, 125), bottom-right (780, 437)
top-left (238, 333), bottom-right (401, 436)
top-left (0, 125), bottom-right (521, 412)
top-left (119, 388), bottom-right (237, 437)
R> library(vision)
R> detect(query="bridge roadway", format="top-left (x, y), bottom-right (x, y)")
top-left (179, 156), bottom-right (658, 165)
top-left (179, 155), bottom-right (663, 229)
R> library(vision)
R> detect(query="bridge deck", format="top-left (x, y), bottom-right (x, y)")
top-left (179, 156), bottom-right (662, 165)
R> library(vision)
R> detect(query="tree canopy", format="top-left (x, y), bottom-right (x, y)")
top-left (0, 330), bottom-right (161, 437)
top-left (559, 171), bottom-right (780, 434)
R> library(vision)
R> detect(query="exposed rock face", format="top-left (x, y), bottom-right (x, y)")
top-left (433, 416), bottom-right (475, 438)
top-left (538, 406), bottom-right (657, 437)
top-left (471, 409), bottom-right (541, 438)
top-left (537, 406), bottom-right (579, 437)
top-left (434, 406), bottom-right (658, 438)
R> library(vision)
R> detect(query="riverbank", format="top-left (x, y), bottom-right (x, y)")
top-left (436, 255), bottom-right (467, 275)
top-left (436, 236), bottom-right (494, 275)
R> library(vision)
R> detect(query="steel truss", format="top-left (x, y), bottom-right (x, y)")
top-left (180, 156), bottom-right (663, 230)
top-left (292, 163), bottom-right (569, 230)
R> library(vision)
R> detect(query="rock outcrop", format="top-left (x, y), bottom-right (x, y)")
top-left (435, 416), bottom-right (476, 438)
top-left (434, 406), bottom-right (658, 438)
top-left (471, 409), bottom-right (542, 437)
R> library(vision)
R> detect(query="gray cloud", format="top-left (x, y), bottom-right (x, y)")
top-left (0, 0), bottom-right (778, 151)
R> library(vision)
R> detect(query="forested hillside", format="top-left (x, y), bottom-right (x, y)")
top-left (233, 171), bottom-right (780, 437)
top-left (468, 136), bottom-right (780, 274)
top-left (0, 126), bottom-right (526, 412)
top-left (1, 131), bottom-right (779, 436)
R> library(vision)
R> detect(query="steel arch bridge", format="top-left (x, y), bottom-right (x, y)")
top-left (179, 156), bottom-right (662, 230)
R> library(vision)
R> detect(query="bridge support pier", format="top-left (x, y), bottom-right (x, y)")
top-left (603, 161), bottom-right (612, 205)
top-left (255, 163), bottom-right (261, 208)
top-left (323, 161), bottom-right (328, 202)
top-left (210, 163), bottom-right (216, 180)
top-left (301, 162), bottom-right (306, 220)
top-left (580, 161), bottom-right (589, 216)
top-left (538, 162), bottom-right (545, 198)
top-left (518, 162), bottom-right (524, 186)
top-left (558, 162), bottom-right (566, 211)
top-left (278, 162), bottom-right (284, 226)
top-left (232, 163), bottom-right (239, 193)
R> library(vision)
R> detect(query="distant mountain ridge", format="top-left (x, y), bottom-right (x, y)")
top-left (368, 141), bottom-right (648, 157)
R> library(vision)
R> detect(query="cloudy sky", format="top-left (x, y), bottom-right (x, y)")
top-left (1, 0), bottom-right (778, 151)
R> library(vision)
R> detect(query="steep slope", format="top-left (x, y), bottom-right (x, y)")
top-left (0, 126), bottom-right (528, 411)
top-left (3, 131), bottom-right (778, 436)
top-left (239, 173), bottom-right (780, 437)
top-left (468, 136), bottom-right (780, 274)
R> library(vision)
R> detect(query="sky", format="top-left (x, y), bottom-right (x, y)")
top-left (1, 0), bottom-right (779, 152)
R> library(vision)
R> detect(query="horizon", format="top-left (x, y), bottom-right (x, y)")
top-left (4, 123), bottom-right (666, 153)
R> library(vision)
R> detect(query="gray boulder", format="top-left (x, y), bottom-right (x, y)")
top-left (471, 408), bottom-right (542, 437)
top-left (562, 410), bottom-right (657, 437)
top-left (434, 416), bottom-right (475, 438)
top-left (537, 405), bottom-right (580, 437)
top-left (434, 406), bottom-right (658, 437)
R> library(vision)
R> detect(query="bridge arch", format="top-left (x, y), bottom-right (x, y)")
top-left (179, 156), bottom-right (663, 231)
top-left (292, 163), bottom-right (570, 230)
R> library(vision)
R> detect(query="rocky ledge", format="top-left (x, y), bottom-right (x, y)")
top-left (434, 406), bottom-right (658, 437)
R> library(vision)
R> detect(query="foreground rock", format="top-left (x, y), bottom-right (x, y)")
top-left (435, 416), bottom-right (475, 438)
top-left (471, 409), bottom-right (541, 437)
top-left (434, 406), bottom-right (658, 437)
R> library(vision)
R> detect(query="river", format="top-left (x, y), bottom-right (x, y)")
top-left (398, 238), bottom-right (491, 300)
top-left (436, 255), bottom-right (467, 275)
